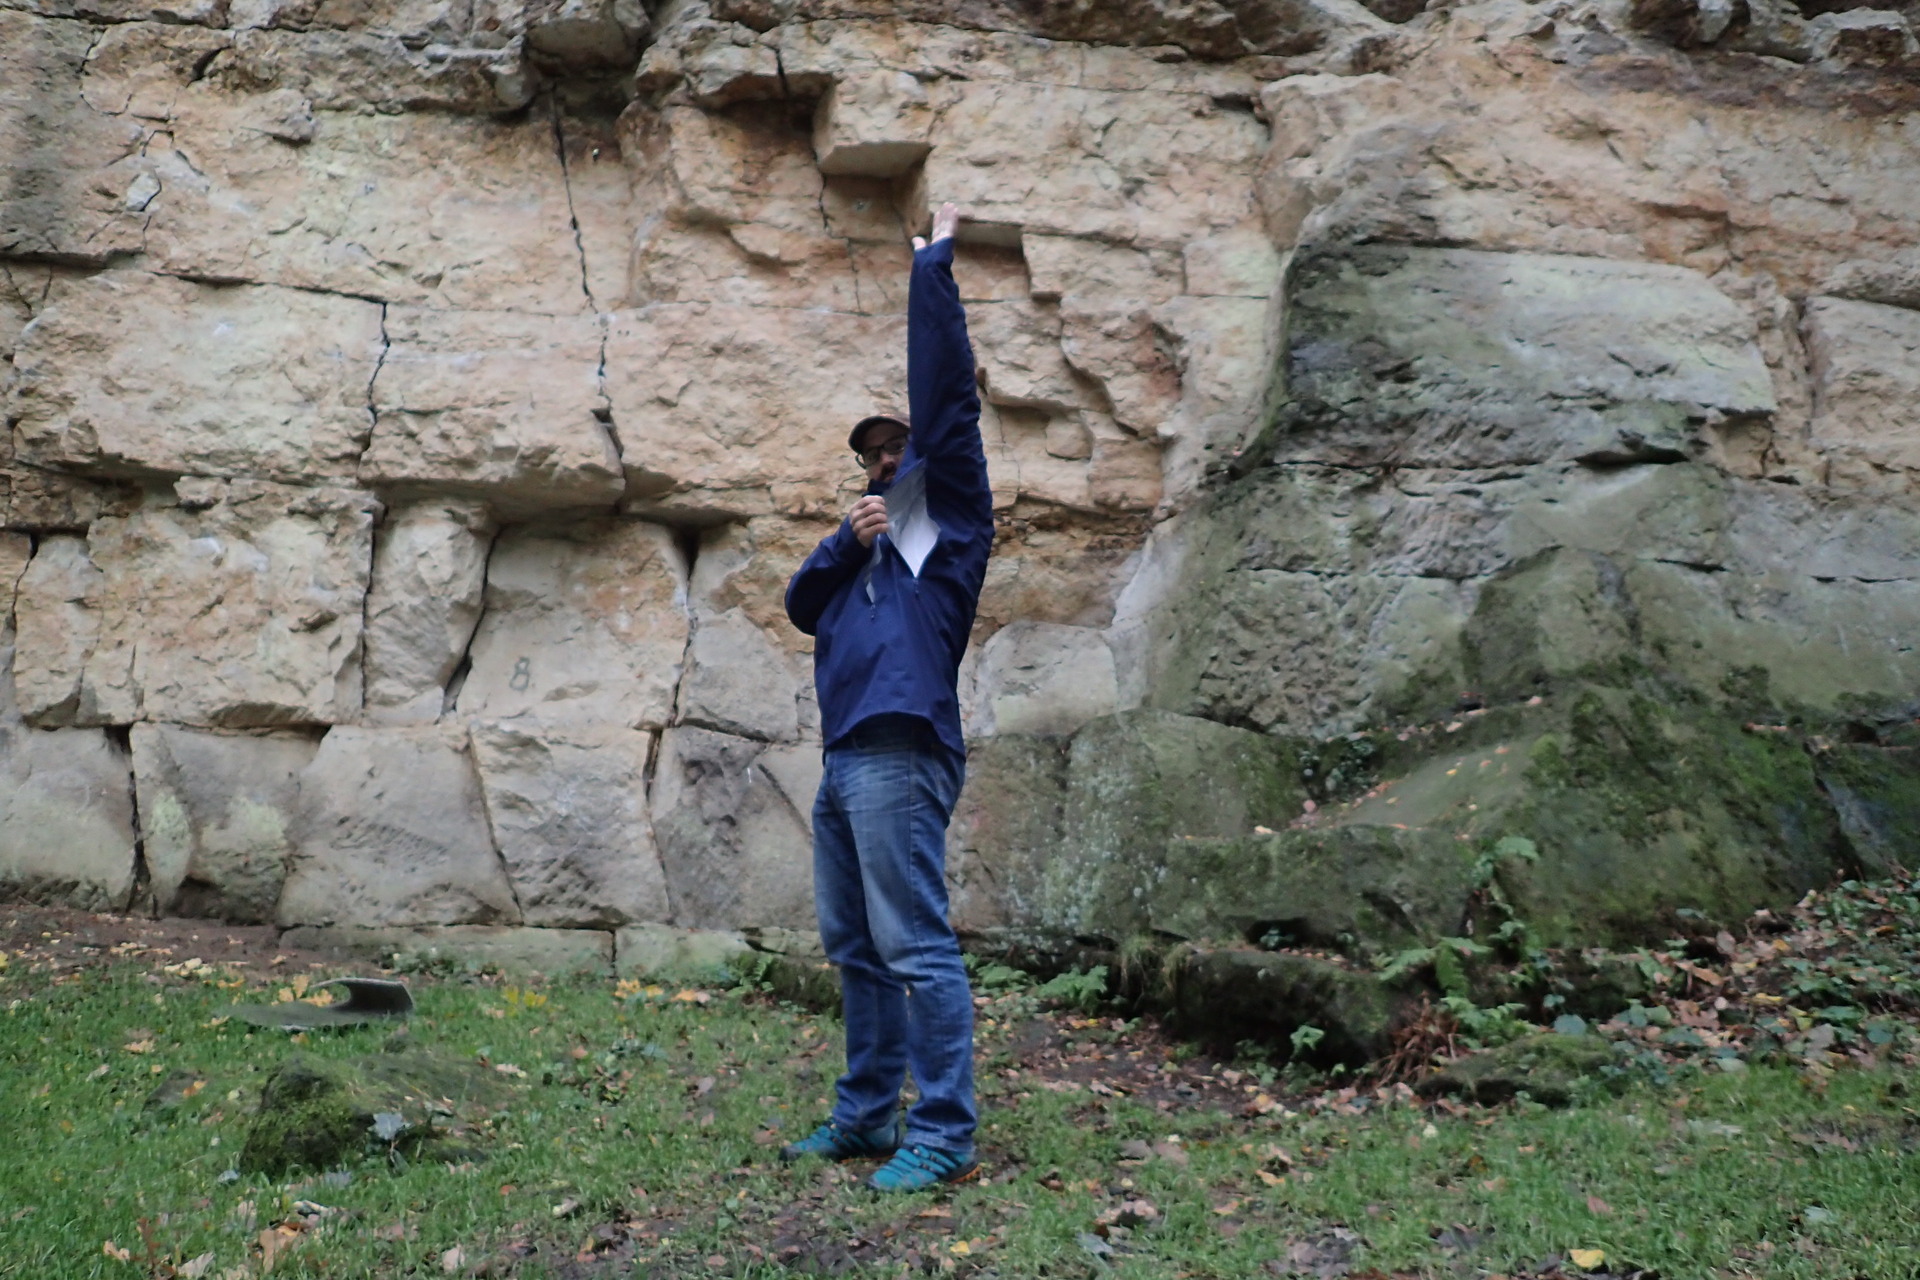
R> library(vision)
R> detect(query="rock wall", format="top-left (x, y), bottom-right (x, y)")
top-left (4, 0), bottom-right (1919, 966)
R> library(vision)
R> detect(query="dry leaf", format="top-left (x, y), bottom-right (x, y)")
top-left (102, 1240), bottom-right (132, 1262)
top-left (177, 1252), bottom-right (216, 1278)
top-left (1586, 1195), bottom-right (1613, 1216)
top-left (123, 1039), bottom-right (154, 1055)
top-left (1569, 1247), bottom-right (1606, 1270)
top-left (439, 1245), bottom-right (466, 1273)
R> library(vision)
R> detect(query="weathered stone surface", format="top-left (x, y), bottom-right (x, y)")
top-left (471, 721), bottom-right (671, 927)
top-left (11, 480), bottom-right (376, 728)
top-left (1170, 947), bottom-right (1401, 1063)
top-left (205, 29), bottom-right (534, 115)
top-left (649, 727), bottom-right (816, 930)
top-left (362, 501), bottom-right (494, 725)
top-left (603, 303), bottom-right (904, 519)
top-left (1275, 246), bottom-right (1774, 470)
top-left (0, 623), bottom-right (140, 910)
top-left (1803, 296), bottom-right (1920, 493)
top-left (812, 67), bottom-right (933, 177)
top-left (0, 532), bottom-right (29, 624)
top-left (280, 924), bottom-right (613, 973)
top-left (676, 516), bottom-right (823, 741)
top-left (130, 723), bottom-right (314, 923)
top-left (963, 620), bottom-right (1117, 738)
top-left (457, 520), bottom-right (688, 730)
top-left (1417, 1032), bottom-right (1618, 1107)
top-left (10, 272), bottom-right (386, 483)
top-left (614, 922), bottom-right (751, 978)
top-left (0, 13), bottom-right (152, 264)
top-left (277, 725), bottom-right (521, 928)
top-left (363, 309), bottom-right (623, 515)
top-left (145, 104), bottom-right (581, 312)
top-left (946, 733), bottom-right (1067, 934)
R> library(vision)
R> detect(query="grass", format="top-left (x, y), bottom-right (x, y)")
top-left (3, 949), bottom-right (1918, 1280)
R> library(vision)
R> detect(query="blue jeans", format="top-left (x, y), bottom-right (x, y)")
top-left (812, 714), bottom-right (975, 1153)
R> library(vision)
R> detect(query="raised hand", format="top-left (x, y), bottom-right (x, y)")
top-left (912, 202), bottom-right (960, 251)
top-left (850, 494), bottom-right (890, 547)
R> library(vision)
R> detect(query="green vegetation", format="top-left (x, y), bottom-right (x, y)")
top-left (2, 909), bottom-right (1918, 1280)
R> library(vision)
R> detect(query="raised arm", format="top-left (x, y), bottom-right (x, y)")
top-left (905, 204), bottom-right (985, 478)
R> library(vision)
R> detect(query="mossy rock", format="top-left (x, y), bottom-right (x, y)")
top-left (240, 1051), bottom-right (517, 1176)
top-left (1166, 946), bottom-right (1409, 1063)
top-left (1416, 1032), bottom-right (1618, 1106)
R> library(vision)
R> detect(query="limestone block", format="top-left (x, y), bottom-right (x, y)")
top-left (623, 104), bottom-right (828, 235)
top-left (470, 721), bottom-right (670, 928)
top-left (206, 29), bottom-right (533, 115)
top-left (677, 516), bottom-right (828, 741)
top-left (458, 521), bottom-right (688, 730)
top-left (362, 501), bottom-right (494, 725)
top-left (513, 0), bottom-right (651, 67)
top-left (649, 727), bottom-right (816, 930)
top-left (677, 609), bottom-right (806, 741)
top-left (130, 724), bottom-right (315, 923)
top-left (0, 463), bottom-right (141, 534)
top-left (602, 304), bottom-right (904, 519)
top-left (11, 480), bottom-right (376, 728)
top-left (0, 721), bottom-right (140, 911)
top-left (922, 80), bottom-right (1266, 247)
top-left (11, 272), bottom-right (385, 484)
top-left (1184, 228), bottom-right (1285, 299)
top-left (1809, 8), bottom-right (1918, 68)
top-left (964, 621), bottom-right (1118, 738)
top-left (1024, 237), bottom-right (1185, 435)
top-left (281, 925), bottom-right (612, 974)
top-left (945, 734), bottom-right (1067, 933)
top-left (80, 23), bottom-right (234, 121)
top-left (0, 533), bottom-right (28, 622)
top-left (277, 725), bottom-right (521, 928)
top-left (628, 225), bottom-right (862, 313)
top-left (144, 103), bottom-right (583, 313)
top-left (241, 0), bottom-right (470, 42)
top-left (0, 624), bottom-right (139, 911)
top-left (813, 68), bottom-right (933, 177)
top-left (1803, 296), bottom-right (1920, 490)
top-left (968, 300), bottom-right (1088, 414)
top-left (362, 308), bottom-right (623, 514)
top-left (614, 922), bottom-right (751, 979)
top-left (1276, 246), bottom-right (1775, 470)
top-left (0, 13), bottom-right (152, 265)
top-left (976, 511), bottom-right (1152, 631)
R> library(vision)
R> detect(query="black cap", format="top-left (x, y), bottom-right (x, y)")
top-left (849, 414), bottom-right (910, 452)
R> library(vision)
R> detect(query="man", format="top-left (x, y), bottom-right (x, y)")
top-left (781, 202), bottom-right (992, 1192)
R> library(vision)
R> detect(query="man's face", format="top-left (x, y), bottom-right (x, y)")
top-left (857, 426), bottom-right (909, 486)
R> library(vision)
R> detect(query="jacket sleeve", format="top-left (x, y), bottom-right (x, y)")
top-left (784, 520), bottom-right (866, 636)
top-left (906, 238), bottom-right (991, 522)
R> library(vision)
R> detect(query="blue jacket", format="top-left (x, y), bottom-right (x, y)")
top-left (784, 238), bottom-right (994, 760)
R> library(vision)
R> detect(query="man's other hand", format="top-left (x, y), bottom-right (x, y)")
top-left (912, 203), bottom-right (960, 251)
top-left (850, 495), bottom-right (890, 547)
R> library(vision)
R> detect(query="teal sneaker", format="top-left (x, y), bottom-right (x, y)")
top-left (778, 1117), bottom-right (903, 1164)
top-left (865, 1144), bottom-right (980, 1192)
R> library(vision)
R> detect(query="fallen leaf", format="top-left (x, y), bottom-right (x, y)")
top-left (178, 1252), bottom-right (216, 1278)
top-left (102, 1240), bottom-right (132, 1262)
top-left (1257, 1170), bottom-right (1287, 1187)
top-left (551, 1198), bottom-right (581, 1219)
top-left (1151, 1139), bottom-right (1190, 1167)
top-left (949, 1241), bottom-right (971, 1257)
top-left (87, 1063), bottom-right (111, 1080)
top-left (493, 1063), bottom-right (526, 1078)
top-left (440, 1245), bottom-right (466, 1273)
top-left (123, 1039), bottom-right (154, 1055)
top-left (1569, 1247), bottom-right (1606, 1270)
top-left (1586, 1195), bottom-right (1613, 1217)
top-left (673, 989), bottom-right (712, 1005)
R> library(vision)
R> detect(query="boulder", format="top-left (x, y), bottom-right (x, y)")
top-left (130, 723), bottom-right (315, 923)
top-left (1168, 946), bottom-right (1403, 1063)
top-left (1811, 744), bottom-right (1920, 879)
top-left (470, 721), bottom-right (671, 927)
top-left (946, 734), bottom-right (1068, 933)
top-left (276, 725), bottom-right (521, 928)
top-left (10, 272), bottom-right (386, 484)
top-left (457, 520), bottom-right (688, 730)
top-left (648, 727), bottom-right (817, 930)
top-left (240, 1051), bottom-right (519, 1176)
top-left (362, 308), bottom-right (624, 516)
top-left (11, 480), bottom-right (377, 728)
top-left (362, 501), bottom-right (494, 725)
top-left (1417, 1032), bottom-right (1619, 1106)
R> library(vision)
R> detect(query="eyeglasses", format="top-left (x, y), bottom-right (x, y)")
top-left (856, 437), bottom-right (908, 468)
